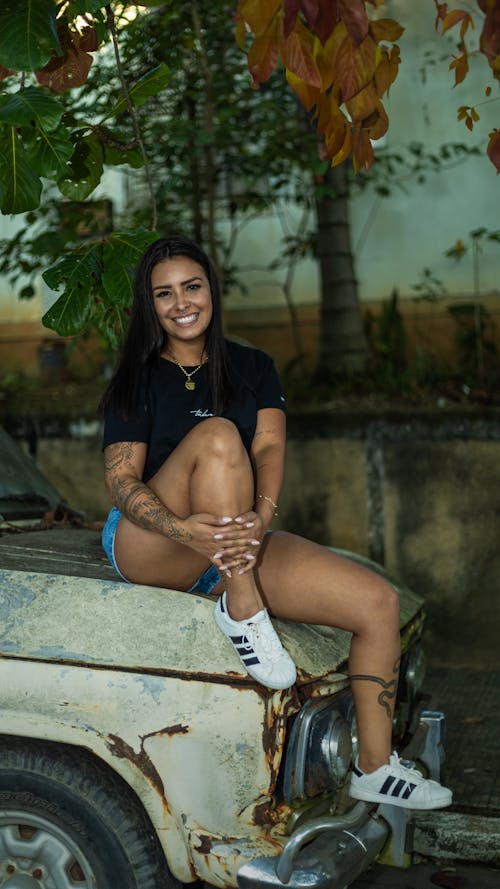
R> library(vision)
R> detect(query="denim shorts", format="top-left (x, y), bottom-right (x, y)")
top-left (101, 507), bottom-right (221, 594)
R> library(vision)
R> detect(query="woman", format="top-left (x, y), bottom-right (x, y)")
top-left (100, 235), bottom-right (452, 811)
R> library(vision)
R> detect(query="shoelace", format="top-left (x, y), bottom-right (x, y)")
top-left (388, 752), bottom-right (424, 784)
top-left (244, 619), bottom-right (285, 664)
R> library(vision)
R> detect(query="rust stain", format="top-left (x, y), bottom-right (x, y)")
top-left (158, 722), bottom-right (189, 737)
top-left (106, 733), bottom-right (165, 799)
top-left (196, 834), bottom-right (213, 853)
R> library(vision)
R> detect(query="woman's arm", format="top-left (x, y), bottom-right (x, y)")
top-left (250, 408), bottom-right (286, 531)
top-left (103, 441), bottom-right (193, 544)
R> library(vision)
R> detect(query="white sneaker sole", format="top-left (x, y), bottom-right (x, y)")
top-left (349, 784), bottom-right (453, 810)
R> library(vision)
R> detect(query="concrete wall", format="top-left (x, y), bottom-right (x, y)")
top-left (3, 408), bottom-right (499, 670)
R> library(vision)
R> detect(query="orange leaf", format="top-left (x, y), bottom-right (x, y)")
top-left (314, 91), bottom-right (333, 135)
top-left (282, 16), bottom-right (321, 87)
top-left (248, 26), bottom-right (280, 83)
top-left (449, 51), bottom-right (469, 85)
top-left (369, 18), bottom-right (405, 43)
top-left (441, 9), bottom-right (473, 35)
top-left (346, 81), bottom-right (378, 124)
top-left (286, 69), bottom-right (320, 111)
top-left (235, 13), bottom-right (247, 50)
top-left (35, 23), bottom-right (94, 93)
top-left (352, 124), bottom-right (374, 172)
top-left (324, 103), bottom-right (349, 158)
top-left (314, 20), bottom-right (347, 93)
top-left (330, 123), bottom-right (352, 167)
top-left (466, 115), bottom-right (473, 130)
top-left (374, 44), bottom-right (401, 97)
top-left (334, 33), bottom-right (377, 102)
top-left (487, 128), bottom-right (500, 173)
top-left (237, 0), bottom-right (282, 36)
top-left (364, 99), bottom-right (389, 139)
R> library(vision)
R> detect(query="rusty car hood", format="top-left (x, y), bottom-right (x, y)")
top-left (0, 555), bottom-right (423, 686)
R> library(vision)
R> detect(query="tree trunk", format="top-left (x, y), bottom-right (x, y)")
top-left (315, 161), bottom-right (368, 376)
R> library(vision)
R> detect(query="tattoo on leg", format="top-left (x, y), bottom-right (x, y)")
top-left (349, 657), bottom-right (401, 719)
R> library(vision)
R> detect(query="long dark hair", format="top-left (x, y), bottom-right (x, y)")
top-left (98, 235), bottom-right (232, 417)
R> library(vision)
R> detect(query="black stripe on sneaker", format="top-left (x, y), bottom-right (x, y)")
top-left (392, 779), bottom-right (406, 796)
top-left (380, 776), bottom-right (397, 794)
top-left (402, 783), bottom-right (417, 799)
top-left (353, 765), bottom-right (364, 778)
top-left (241, 656), bottom-right (260, 666)
top-left (230, 635), bottom-right (245, 644)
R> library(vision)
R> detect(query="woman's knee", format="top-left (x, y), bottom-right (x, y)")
top-left (359, 579), bottom-right (401, 636)
top-left (193, 417), bottom-right (247, 463)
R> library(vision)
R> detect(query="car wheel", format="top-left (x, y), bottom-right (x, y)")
top-left (0, 737), bottom-right (178, 889)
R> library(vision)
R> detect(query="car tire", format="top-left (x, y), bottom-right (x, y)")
top-left (0, 737), bottom-right (179, 889)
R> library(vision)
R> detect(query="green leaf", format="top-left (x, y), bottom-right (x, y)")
top-left (104, 64), bottom-right (171, 120)
top-left (25, 124), bottom-right (75, 180)
top-left (96, 127), bottom-right (143, 168)
top-left (64, 0), bottom-right (106, 19)
top-left (42, 243), bottom-right (101, 336)
top-left (0, 126), bottom-right (42, 213)
top-left (58, 132), bottom-right (103, 200)
top-left (0, 86), bottom-right (64, 131)
top-left (0, 0), bottom-right (61, 72)
top-left (102, 229), bottom-right (159, 306)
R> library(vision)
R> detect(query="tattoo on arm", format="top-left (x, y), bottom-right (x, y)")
top-left (104, 442), bottom-right (192, 543)
top-left (349, 657), bottom-right (401, 719)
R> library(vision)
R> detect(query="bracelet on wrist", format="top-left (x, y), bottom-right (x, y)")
top-left (256, 494), bottom-right (279, 516)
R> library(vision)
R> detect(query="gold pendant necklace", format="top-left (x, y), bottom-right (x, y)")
top-left (169, 355), bottom-right (204, 390)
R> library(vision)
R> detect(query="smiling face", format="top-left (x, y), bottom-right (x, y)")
top-left (151, 256), bottom-right (213, 360)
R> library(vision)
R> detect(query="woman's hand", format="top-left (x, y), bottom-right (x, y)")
top-left (181, 512), bottom-right (262, 577)
top-left (214, 510), bottom-right (265, 576)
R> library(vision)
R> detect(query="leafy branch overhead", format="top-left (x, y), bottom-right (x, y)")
top-left (236, 0), bottom-right (500, 173)
top-left (236, 0), bottom-right (404, 173)
top-left (433, 0), bottom-right (500, 173)
top-left (0, 1), bottom-right (166, 342)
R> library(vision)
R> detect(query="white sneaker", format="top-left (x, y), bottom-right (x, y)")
top-left (349, 752), bottom-right (453, 810)
top-left (214, 592), bottom-right (297, 690)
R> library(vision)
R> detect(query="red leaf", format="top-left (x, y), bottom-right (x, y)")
top-left (35, 21), bottom-right (97, 93)
top-left (369, 18), bottom-right (405, 43)
top-left (338, 0), bottom-right (369, 47)
top-left (487, 128), bottom-right (500, 173)
top-left (315, 0), bottom-right (341, 44)
top-left (282, 17), bottom-right (321, 87)
top-left (248, 28), bottom-right (280, 83)
top-left (0, 65), bottom-right (14, 84)
top-left (434, 1), bottom-right (448, 29)
top-left (299, 0), bottom-right (322, 30)
top-left (284, 0), bottom-right (300, 37)
top-left (284, 0), bottom-right (322, 36)
top-left (479, 0), bottom-right (500, 67)
top-left (334, 33), bottom-right (377, 102)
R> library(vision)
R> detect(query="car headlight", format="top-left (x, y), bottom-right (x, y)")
top-left (282, 695), bottom-right (352, 802)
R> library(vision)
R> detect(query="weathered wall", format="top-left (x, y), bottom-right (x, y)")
top-left (4, 408), bottom-right (500, 669)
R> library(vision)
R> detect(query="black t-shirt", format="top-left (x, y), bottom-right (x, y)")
top-left (102, 341), bottom-right (286, 482)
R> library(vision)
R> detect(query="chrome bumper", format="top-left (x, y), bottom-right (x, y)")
top-left (237, 710), bottom-right (446, 889)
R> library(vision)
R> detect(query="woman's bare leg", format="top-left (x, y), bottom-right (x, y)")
top-left (114, 418), bottom-right (264, 617)
top-left (253, 531), bottom-right (401, 772)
